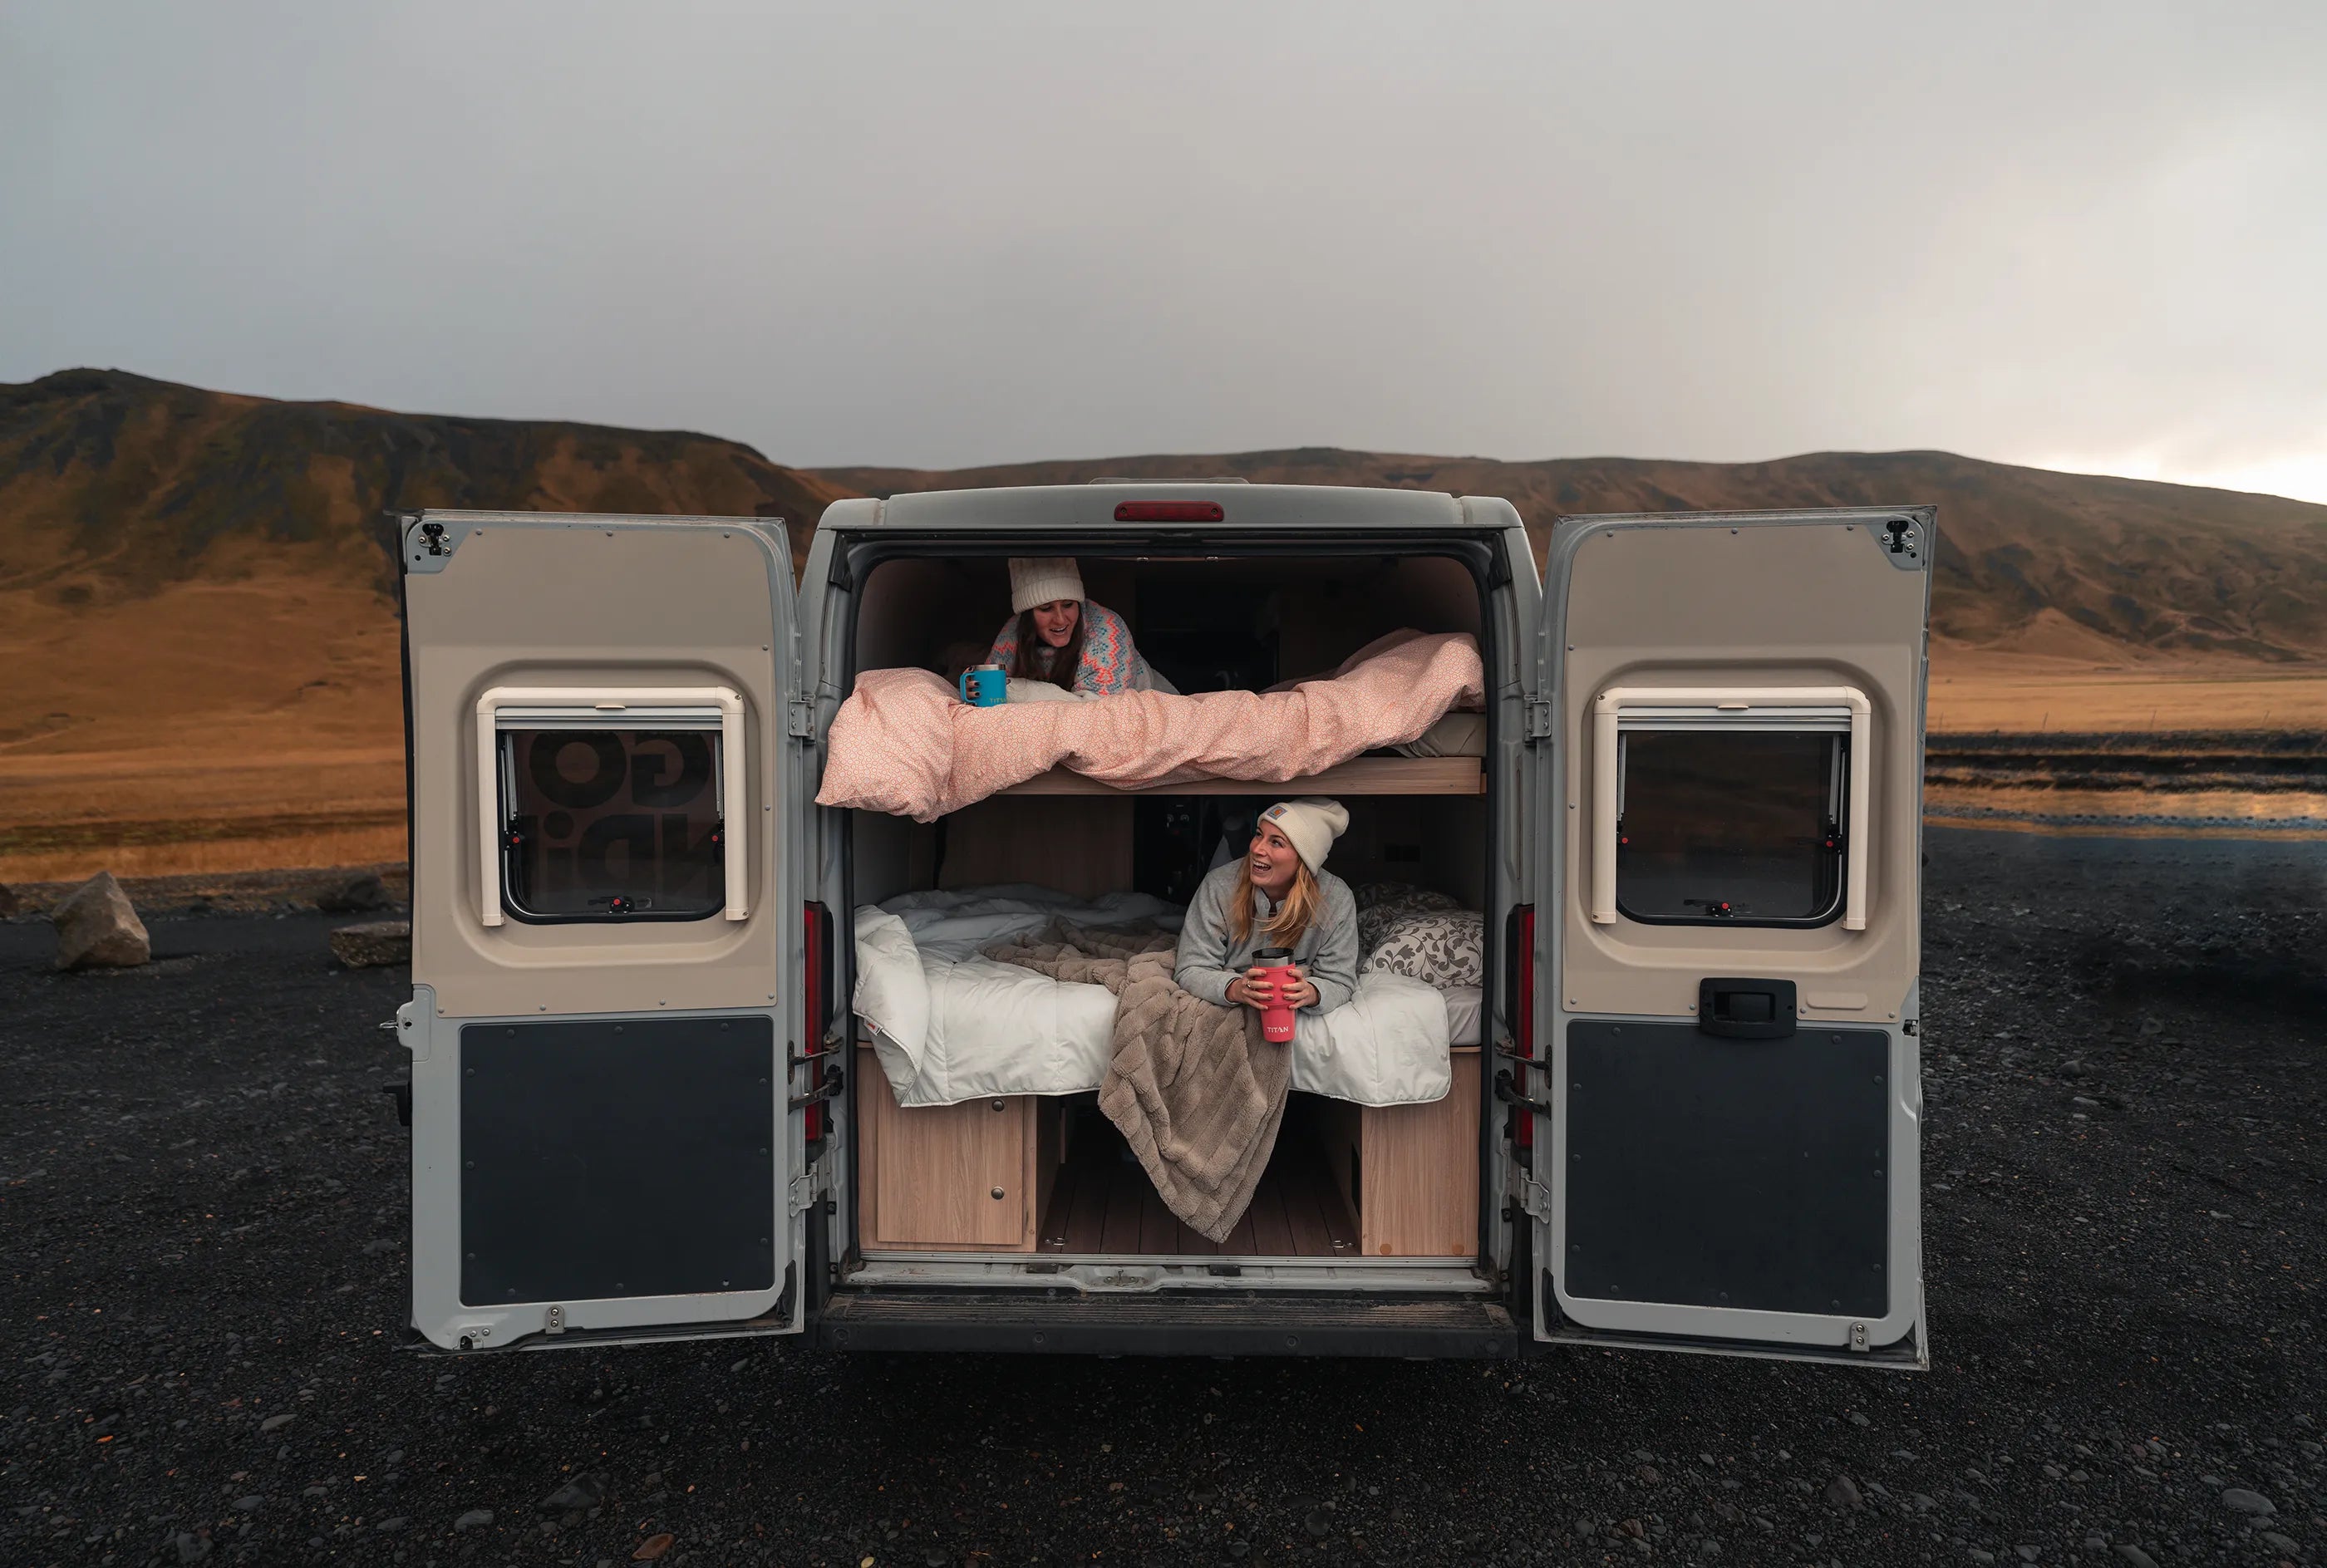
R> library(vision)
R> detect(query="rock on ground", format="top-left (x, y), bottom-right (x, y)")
top-left (314, 872), bottom-right (391, 914)
top-left (49, 870), bottom-right (150, 970)
top-left (0, 881), bottom-right (21, 918)
top-left (329, 919), bottom-right (411, 968)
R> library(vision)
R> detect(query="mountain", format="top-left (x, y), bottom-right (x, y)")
top-left (0, 368), bottom-right (843, 882)
top-left (819, 448), bottom-right (2327, 663)
top-left (1, 366), bottom-right (841, 601)
top-left (3, 368), bottom-right (2323, 883)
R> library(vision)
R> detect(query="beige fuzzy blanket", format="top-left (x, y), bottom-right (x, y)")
top-left (983, 922), bottom-right (1290, 1243)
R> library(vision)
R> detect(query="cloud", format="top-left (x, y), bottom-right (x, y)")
top-left (2, 0), bottom-right (2321, 499)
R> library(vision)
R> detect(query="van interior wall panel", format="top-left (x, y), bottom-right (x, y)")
top-left (853, 557), bottom-right (988, 676)
top-left (849, 810), bottom-right (926, 910)
top-left (1331, 796), bottom-right (1488, 911)
top-left (852, 553), bottom-right (1483, 695)
top-left (1277, 556), bottom-right (1483, 678)
top-left (459, 1017), bottom-right (776, 1304)
top-left (935, 796), bottom-right (1132, 899)
top-left (1561, 1020), bottom-right (1889, 1317)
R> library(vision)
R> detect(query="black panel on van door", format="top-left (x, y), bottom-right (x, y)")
top-left (460, 1017), bottom-right (776, 1305)
top-left (1562, 1020), bottom-right (1887, 1318)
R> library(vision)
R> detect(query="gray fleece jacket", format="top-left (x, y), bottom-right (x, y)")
top-left (1173, 861), bottom-right (1360, 1015)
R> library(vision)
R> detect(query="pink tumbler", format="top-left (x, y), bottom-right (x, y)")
top-left (1252, 946), bottom-right (1297, 1043)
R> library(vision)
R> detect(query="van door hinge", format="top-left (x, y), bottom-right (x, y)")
top-left (788, 1172), bottom-right (823, 1215)
top-left (1524, 698), bottom-right (1553, 742)
top-left (1517, 1176), bottom-right (1552, 1222)
top-left (787, 700), bottom-right (814, 740)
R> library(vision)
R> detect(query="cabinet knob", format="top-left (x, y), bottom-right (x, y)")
top-left (991, 1099), bottom-right (1006, 1112)
top-left (991, 1187), bottom-right (1006, 1200)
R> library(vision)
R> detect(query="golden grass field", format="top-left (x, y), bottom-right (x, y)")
top-left (0, 566), bottom-right (408, 882)
top-left (5, 566), bottom-right (2321, 885)
top-left (1926, 651), bottom-right (2327, 734)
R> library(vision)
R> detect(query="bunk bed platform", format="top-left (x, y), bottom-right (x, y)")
top-left (996, 756), bottom-right (1484, 798)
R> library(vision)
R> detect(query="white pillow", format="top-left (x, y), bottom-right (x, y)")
top-left (1005, 677), bottom-right (1088, 703)
top-left (1395, 711), bottom-right (1488, 758)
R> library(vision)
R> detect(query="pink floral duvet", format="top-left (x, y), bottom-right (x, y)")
top-left (815, 631), bottom-right (1486, 821)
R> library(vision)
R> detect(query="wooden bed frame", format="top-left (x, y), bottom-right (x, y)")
top-left (854, 1043), bottom-right (1480, 1258)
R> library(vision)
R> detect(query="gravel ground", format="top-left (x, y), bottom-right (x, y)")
top-left (2, 827), bottom-right (2321, 1568)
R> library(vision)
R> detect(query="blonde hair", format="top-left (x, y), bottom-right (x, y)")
top-left (1228, 855), bottom-right (1324, 951)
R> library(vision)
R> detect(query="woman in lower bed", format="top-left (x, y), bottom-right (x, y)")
top-left (1174, 799), bottom-right (1360, 1023)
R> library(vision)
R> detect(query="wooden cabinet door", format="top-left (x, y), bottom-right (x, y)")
top-left (857, 1048), bottom-right (1033, 1250)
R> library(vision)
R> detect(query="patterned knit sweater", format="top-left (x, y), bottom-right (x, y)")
top-left (986, 600), bottom-right (1156, 696)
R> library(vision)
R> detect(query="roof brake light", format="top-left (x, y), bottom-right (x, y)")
top-left (1114, 500), bottom-right (1223, 523)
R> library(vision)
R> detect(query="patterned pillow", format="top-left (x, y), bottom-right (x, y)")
top-left (1354, 882), bottom-right (1464, 951)
top-left (1361, 910), bottom-right (1484, 989)
top-left (1353, 879), bottom-right (1451, 911)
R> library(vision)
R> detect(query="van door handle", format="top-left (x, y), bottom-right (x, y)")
top-left (1696, 978), bottom-right (1798, 1040)
top-left (1493, 1069), bottom-right (1551, 1117)
top-left (787, 1067), bottom-right (845, 1111)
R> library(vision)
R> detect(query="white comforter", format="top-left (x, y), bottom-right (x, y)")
top-left (854, 887), bottom-right (1455, 1108)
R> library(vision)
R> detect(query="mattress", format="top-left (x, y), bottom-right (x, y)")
top-left (854, 887), bottom-right (1456, 1109)
top-left (1440, 984), bottom-right (1483, 1048)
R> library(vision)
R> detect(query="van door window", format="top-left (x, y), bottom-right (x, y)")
top-left (1616, 730), bottom-right (1847, 927)
top-left (474, 686), bottom-right (749, 929)
top-left (499, 728), bottom-right (727, 920)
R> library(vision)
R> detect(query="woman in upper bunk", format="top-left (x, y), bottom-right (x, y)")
top-left (1175, 799), bottom-right (1360, 1021)
top-left (986, 558), bottom-right (1170, 697)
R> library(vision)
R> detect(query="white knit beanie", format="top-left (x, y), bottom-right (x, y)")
top-left (1009, 558), bottom-right (1085, 614)
top-left (1259, 798), bottom-right (1350, 872)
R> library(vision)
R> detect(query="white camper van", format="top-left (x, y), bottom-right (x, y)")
top-left (392, 484), bottom-right (1931, 1366)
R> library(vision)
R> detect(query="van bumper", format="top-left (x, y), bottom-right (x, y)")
top-left (814, 1288), bottom-right (1517, 1358)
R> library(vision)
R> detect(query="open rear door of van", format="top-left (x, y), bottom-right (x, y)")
top-left (398, 512), bottom-right (813, 1352)
top-left (1530, 508), bottom-right (1932, 1368)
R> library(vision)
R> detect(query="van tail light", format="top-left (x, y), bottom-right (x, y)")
top-left (802, 902), bottom-right (834, 1142)
top-left (1113, 500), bottom-right (1223, 523)
top-left (1505, 905), bottom-right (1537, 1151)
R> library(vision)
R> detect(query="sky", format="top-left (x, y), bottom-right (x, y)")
top-left (5, 2), bottom-right (2325, 501)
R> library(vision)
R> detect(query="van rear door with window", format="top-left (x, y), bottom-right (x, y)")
top-left (1529, 508), bottom-right (1933, 1367)
top-left (397, 512), bottom-right (811, 1353)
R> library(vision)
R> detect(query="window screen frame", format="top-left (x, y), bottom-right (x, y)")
top-left (474, 686), bottom-right (749, 928)
top-left (1589, 686), bottom-right (1870, 932)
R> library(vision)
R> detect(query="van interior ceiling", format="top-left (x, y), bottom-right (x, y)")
top-left (844, 551), bottom-right (1493, 1266)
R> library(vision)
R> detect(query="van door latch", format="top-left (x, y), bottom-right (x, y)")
top-left (788, 1172), bottom-right (824, 1215)
top-left (1524, 699), bottom-right (1553, 742)
top-left (787, 701), bottom-right (814, 740)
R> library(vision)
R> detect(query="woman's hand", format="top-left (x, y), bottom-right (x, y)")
top-left (1279, 965), bottom-right (1320, 1010)
top-left (1227, 966), bottom-right (1277, 1009)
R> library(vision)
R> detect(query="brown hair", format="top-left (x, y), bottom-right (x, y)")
top-left (1228, 854), bottom-right (1324, 951)
top-left (1008, 602), bottom-right (1089, 691)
